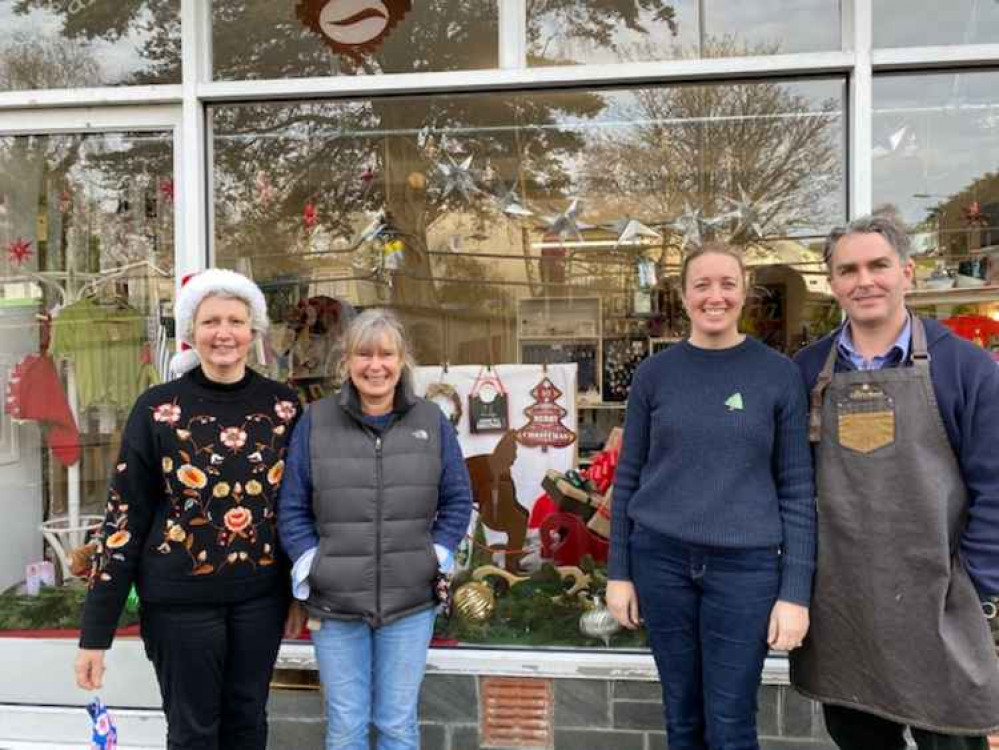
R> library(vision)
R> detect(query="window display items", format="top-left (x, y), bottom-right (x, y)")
top-left (515, 376), bottom-right (576, 451)
top-left (468, 367), bottom-right (509, 434)
top-left (602, 338), bottom-right (649, 402)
top-left (425, 382), bottom-right (462, 427)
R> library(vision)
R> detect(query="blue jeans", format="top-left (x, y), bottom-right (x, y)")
top-left (312, 606), bottom-right (437, 750)
top-left (631, 526), bottom-right (780, 750)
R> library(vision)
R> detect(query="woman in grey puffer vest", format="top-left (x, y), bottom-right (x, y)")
top-left (278, 308), bottom-right (473, 750)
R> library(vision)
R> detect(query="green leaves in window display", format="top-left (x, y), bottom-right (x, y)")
top-left (0, 580), bottom-right (138, 632)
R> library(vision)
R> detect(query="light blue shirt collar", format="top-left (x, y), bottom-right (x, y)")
top-left (837, 314), bottom-right (912, 371)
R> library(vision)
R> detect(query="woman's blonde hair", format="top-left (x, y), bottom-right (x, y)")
top-left (679, 242), bottom-right (747, 292)
top-left (337, 308), bottom-right (417, 387)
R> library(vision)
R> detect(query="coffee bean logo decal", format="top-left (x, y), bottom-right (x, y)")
top-left (297, 0), bottom-right (412, 60)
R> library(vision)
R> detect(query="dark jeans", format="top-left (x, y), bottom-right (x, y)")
top-left (140, 593), bottom-right (287, 750)
top-left (631, 526), bottom-right (780, 750)
top-left (823, 705), bottom-right (989, 750)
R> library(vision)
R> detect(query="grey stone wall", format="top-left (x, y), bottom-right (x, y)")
top-left (267, 674), bottom-right (836, 749)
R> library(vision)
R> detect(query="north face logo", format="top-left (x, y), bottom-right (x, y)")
top-left (412, 429), bottom-right (429, 440)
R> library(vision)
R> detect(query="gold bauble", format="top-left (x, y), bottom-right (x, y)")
top-left (453, 581), bottom-right (496, 624)
top-left (406, 171), bottom-right (427, 191)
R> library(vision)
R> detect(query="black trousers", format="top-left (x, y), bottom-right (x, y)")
top-left (823, 705), bottom-right (988, 750)
top-left (140, 593), bottom-right (287, 750)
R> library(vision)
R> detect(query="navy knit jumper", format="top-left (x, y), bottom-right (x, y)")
top-left (608, 337), bottom-right (816, 606)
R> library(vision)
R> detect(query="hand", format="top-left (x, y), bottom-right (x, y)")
top-left (768, 600), bottom-right (810, 652)
top-left (75, 649), bottom-right (106, 690)
top-left (284, 601), bottom-right (307, 639)
top-left (606, 580), bottom-right (642, 629)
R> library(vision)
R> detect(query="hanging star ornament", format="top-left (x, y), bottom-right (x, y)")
top-left (435, 154), bottom-right (481, 204)
top-left (493, 181), bottom-right (534, 218)
top-left (668, 203), bottom-right (722, 249)
top-left (541, 198), bottom-right (592, 243)
top-left (962, 201), bottom-right (990, 227)
top-left (6, 238), bottom-right (33, 266)
top-left (607, 217), bottom-right (662, 248)
top-left (722, 187), bottom-right (781, 240)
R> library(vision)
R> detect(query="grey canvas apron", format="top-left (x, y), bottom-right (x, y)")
top-left (791, 317), bottom-right (999, 734)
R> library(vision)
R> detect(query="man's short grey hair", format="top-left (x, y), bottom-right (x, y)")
top-left (823, 213), bottom-right (912, 267)
top-left (337, 308), bottom-right (417, 387)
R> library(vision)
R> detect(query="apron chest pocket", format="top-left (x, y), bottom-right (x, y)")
top-left (836, 386), bottom-right (895, 454)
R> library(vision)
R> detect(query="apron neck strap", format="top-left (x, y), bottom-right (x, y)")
top-left (808, 339), bottom-right (839, 443)
top-left (910, 313), bottom-right (930, 370)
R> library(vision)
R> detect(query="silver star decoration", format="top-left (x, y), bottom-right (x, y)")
top-left (607, 217), bottom-right (662, 248)
top-left (494, 182), bottom-right (534, 218)
top-left (872, 125), bottom-right (916, 160)
top-left (668, 203), bottom-right (722, 249)
top-left (435, 154), bottom-right (480, 204)
top-left (722, 187), bottom-right (781, 240)
top-left (541, 198), bottom-right (592, 242)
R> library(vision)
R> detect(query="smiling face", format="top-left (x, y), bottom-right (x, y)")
top-left (193, 295), bottom-right (253, 382)
top-left (348, 330), bottom-right (402, 414)
top-left (682, 251), bottom-right (747, 347)
top-left (828, 232), bottom-right (913, 331)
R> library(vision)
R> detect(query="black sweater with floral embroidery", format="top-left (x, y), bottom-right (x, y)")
top-left (80, 367), bottom-right (300, 650)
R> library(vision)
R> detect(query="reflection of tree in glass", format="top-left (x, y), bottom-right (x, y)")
top-left (579, 40), bottom-right (843, 245)
top-left (0, 32), bottom-right (99, 89)
top-left (209, 2), bottom-right (680, 314)
top-left (11, 0), bottom-right (181, 86)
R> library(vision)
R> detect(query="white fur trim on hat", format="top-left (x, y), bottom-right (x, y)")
top-left (174, 268), bottom-right (269, 347)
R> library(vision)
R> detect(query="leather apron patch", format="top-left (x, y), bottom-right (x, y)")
top-left (836, 384), bottom-right (895, 454)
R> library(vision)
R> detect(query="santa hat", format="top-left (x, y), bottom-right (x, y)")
top-left (170, 269), bottom-right (269, 377)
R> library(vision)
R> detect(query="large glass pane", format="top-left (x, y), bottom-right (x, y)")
top-left (212, 0), bottom-right (498, 81)
top-left (212, 78), bottom-right (846, 648)
top-left (874, 1), bottom-right (999, 48)
top-left (0, 131), bottom-right (174, 634)
top-left (528, 0), bottom-right (840, 67)
top-left (0, 1), bottom-right (181, 90)
top-left (873, 71), bottom-right (999, 347)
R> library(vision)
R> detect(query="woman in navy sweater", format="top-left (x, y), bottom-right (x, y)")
top-left (607, 244), bottom-right (816, 750)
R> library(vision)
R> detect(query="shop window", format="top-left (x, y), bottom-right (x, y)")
top-left (0, 132), bottom-right (174, 635)
top-left (0, 1), bottom-right (180, 90)
top-left (211, 77), bottom-right (845, 648)
top-left (874, 1), bottom-right (999, 48)
top-left (211, 0), bottom-right (499, 82)
top-left (527, 0), bottom-right (840, 67)
top-left (874, 71), bottom-right (999, 353)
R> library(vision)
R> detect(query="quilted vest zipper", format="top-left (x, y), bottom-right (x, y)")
top-left (374, 434), bottom-right (383, 624)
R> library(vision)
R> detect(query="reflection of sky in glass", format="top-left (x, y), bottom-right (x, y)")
top-left (873, 71), bottom-right (999, 225)
top-left (528, 0), bottom-right (839, 65)
top-left (0, 1), bottom-right (177, 89)
top-left (875, 0), bottom-right (999, 47)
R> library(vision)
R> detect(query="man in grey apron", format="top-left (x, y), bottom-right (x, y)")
top-left (790, 214), bottom-right (999, 749)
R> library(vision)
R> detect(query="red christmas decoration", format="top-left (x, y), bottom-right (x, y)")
top-left (7, 237), bottom-right (33, 265)
top-left (304, 201), bottom-right (318, 230)
top-left (159, 178), bottom-right (175, 203)
top-left (962, 201), bottom-right (989, 227)
top-left (515, 376), bottom-right (576, 451)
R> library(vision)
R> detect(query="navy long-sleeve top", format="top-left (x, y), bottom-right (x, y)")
top-left (795, 317), bottom-right (999, 598)
top-left (277, 406), bottom-right (472, 566)
top-left (608, 337), bottom-right (817, 606)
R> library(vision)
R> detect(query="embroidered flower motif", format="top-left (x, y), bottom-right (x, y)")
top-left (162, 457), bottom-right (173, 473)
top-left (213, 482), bottom-right (231, 498)
top-left (275, 400), bottom-right (297, 422)
top-left (106, 531), bottom-right (131, 549)
top-left (176, 429), bottom-right (191, 441)
top-left (167, 524), bottom-right (187, 543)
top-left (153, 402), bottom-right (181, 425)
top-left (246, 480), bottom-right (263, 496)
top-left (267, 460), bottom-right (285, 486)
top-left (220, 427), bottom-right (248, 451)
top-left (223, 507), bottom-right (253, 534)
top-left (177, 464), bottom-right (208, 489)
top-left (116, 462), bottom-right (127, 473)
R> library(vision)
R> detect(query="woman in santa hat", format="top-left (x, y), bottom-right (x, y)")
top-left (75, 268), bottom-right (304, 750)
